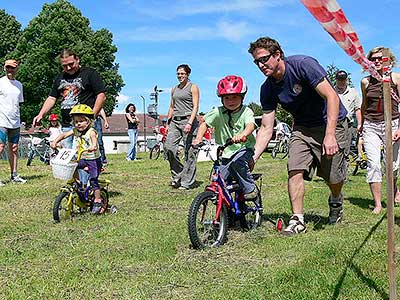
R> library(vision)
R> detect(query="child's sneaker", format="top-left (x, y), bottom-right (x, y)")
top-left (11, 175), bottom-right (27, 184)
top-left (0, 180), bottom-right (5, 187)
top-left (244, 188), bottom-right (258, 200)
top-left (283, 216), bottom-right (307, 236)
top-left (91, 201), bottom-right (104, 215)
top-left (328, 193), bottom-right (343, 224)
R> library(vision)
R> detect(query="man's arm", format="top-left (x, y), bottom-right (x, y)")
top-left (92, 92), bottom-right (106, 116)
top-left (99, 108), bottom-right (109, 129)
top-left (32, 96), bottom-right (57, 127)
top-left (315, 78), bottom-right (339, 156)
top-left (253, 110), bottom-right (275, 163)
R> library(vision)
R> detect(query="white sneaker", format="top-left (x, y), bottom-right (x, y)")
top-left (283, 216), bottom-right (307, 236)
top-left (11, 175), bottom-right (27, 184)
top-left (0, 180), bottom-right (5, 187)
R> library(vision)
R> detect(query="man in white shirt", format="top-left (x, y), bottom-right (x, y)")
top-left (335, 70), bottom-right (362, 136)
top-left (0, 59), bottom-right (26, 185)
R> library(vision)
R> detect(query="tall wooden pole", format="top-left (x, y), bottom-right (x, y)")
top-left (382, 48), bottom-right (397, 300)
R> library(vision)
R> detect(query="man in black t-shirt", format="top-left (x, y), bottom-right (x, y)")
top-left (32, 49), bottom-right (106, 148)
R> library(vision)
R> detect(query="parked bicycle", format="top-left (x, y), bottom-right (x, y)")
top-left (149, 139), bottom-right (184, 160)
top-left (187, 138), bottom-right (283, 249)
top-left (26, 135), bottom-right (53, 166)
top-left (271, 134), bottom-right (289, 159)
top-left (52, 148), bottom-right (117, 222)
top-left (347, 134), bottom-right (368, 176)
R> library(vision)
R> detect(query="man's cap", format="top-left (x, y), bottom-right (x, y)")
top-left (4, 59), bottom-right (18, 68)
top-left (335, 70), bottom-right (348, 79)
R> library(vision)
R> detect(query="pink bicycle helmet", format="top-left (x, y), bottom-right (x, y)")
top-left (217, 75), bottom-right (247, 97)
top-left (49, 114), bottom-right (59, 121)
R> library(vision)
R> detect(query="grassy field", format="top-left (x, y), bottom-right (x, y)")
top-left (0, 152), bottom-right (399, 300)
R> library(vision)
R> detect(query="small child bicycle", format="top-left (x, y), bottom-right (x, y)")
top-left (52, 148), bottom-right (116, 222)
top-left (187, 138), bottom-right (283, 249)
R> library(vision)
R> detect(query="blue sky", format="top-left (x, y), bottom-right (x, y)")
top-left (3, 0), bottom-right (400, 115)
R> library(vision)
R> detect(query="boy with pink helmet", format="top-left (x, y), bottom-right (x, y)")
top-left (193, 75), bottom-right (258, 199)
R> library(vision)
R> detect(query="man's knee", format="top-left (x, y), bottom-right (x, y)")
top-left (9, 143), bottom-right (18, 154)
top-left (288, 169), bottom-right (304, 179)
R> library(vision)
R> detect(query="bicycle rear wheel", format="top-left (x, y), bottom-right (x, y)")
top-left (149, 144), bottom-right (161, 160)
top-left (239, 194), bottom-right (263, 230)
top-left (26, 150), bottom-right (34, 166)
top-left (53, 191), bottom-right (74, 222)
top-left (188, 191), bottom-right (227, 249)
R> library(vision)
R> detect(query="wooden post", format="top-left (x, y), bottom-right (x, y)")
top-left (382, 48), bottom-right (397, 300)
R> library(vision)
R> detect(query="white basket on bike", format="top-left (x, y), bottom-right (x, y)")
top-left (51, 161), bottom-right (78, 180)
top-left (50, 148), bottom-right (78, 180)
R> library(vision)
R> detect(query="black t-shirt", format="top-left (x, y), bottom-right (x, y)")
top-left (49, 67), bottom-right (106, 127)
top-left (126, 112), bottom-right (138, 129)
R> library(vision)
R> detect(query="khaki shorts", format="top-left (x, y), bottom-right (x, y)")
top-left (287, 119), bottom-right (349, 184)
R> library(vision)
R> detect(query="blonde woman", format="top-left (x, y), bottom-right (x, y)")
top-left (360, 46), bottom-right (400, 213)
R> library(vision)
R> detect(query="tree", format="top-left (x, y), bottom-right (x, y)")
top-left (248, 102), bottom-right (263, 116)
top-left (11, 0), bottom-right (124, 124)
top-left (326, 63), bottom-right (354, 87)
top-left (0, 9), bottom-right (21, 61)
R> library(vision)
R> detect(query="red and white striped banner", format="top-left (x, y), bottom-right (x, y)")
top-left (300, 0), bottom-right (382, 80)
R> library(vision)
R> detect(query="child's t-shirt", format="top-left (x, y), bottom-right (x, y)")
top-left (48, 126), bottom-right (62, 142)
top-left (73, 127), bottom-right (101, 160)
top-left (204, 105), bottom-right (256, 159)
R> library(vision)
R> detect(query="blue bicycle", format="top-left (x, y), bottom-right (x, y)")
top-left (188, 138), bottom-right (272, 249)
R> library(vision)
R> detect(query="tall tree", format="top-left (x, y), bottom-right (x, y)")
top-left (0, 9), bottom-right (21, 61)
top-left (11, 0), bottom-right (124, 124)
top-left (248, 102), bottom-right (263, 116)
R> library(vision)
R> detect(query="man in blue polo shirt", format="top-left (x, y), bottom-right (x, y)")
top-left (248, 37), bottom-right (349, 236)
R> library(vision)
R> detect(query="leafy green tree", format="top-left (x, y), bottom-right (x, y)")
top-left (11, 0), bottom-right (124, 124)
top-left (248, 102), bottom-right (263, 116)
top-left (0, 9), bottom-right (21, 61)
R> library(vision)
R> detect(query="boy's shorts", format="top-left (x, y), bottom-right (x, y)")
top-left (0, 127), bottom-right (20, 144)
top-left (287, 119), bottom-right (349, 184)
top-left (77, 158), bottom-right (102, 183)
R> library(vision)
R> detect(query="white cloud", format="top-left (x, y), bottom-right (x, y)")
top-left (117, 20), bottom-right (253, 42)
top-left (134, 0), bottom-right (296, 19)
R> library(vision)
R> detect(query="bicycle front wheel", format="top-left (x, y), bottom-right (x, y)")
top-left (53, 191), bottom-right (74, 222)
top-left (150, 144), bottom-right (161, 160)
top-left (26, 151), bottom-right (34, 166)
top-left (347, 150), bottom-right (359, 176)
top-left (188, 191), bottom-right (227, 249)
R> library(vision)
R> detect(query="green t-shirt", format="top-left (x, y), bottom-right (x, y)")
top-left (204, 105), bottom-right (256, 159)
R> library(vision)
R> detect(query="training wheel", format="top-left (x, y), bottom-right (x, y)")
top-left (276, 217), bottom-right (284, 232)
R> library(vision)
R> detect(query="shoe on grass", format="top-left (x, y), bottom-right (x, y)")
top-left (11, 175), bottom-right (27, 184)
top-left (0, 180), bottom-right (5, 187)
top-left (91, 201), bottom-right (104, 215)
top-left (283, 216), bottom-right (307, 236)
top-left (328, 193), bottom-right (343, 224)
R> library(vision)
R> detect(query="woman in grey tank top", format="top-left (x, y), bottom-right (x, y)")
top-left (164, 64), bottom-right (200, 189)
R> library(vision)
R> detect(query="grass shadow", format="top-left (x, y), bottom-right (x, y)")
top-left (347, 197), bottom-right (386, 211)
top-left (331, 214), bottom-right (388, 300)
top-left (21, 174), bottom-right (46, 181)
top-left (108, 191), bottom-right (123, 197)
top-left (262, 212), bottom-right (329, 232)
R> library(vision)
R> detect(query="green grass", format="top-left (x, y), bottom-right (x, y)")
top-left (0, 152), bottom-right (399, 300)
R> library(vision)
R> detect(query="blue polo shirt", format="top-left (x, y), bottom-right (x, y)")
top-left (260, 55), bottom-right (347, 127)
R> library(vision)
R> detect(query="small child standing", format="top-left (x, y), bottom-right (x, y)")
top-left (193, 75), bottom-right (257, 199)
top-left (48, 114), bottom-right (63, 146)
top-left (50, 104), bottom-right (104, 215)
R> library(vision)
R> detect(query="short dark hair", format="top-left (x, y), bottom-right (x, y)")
top-left (248, 37), bottom-right (284, 58)
top-left (60, 49), bottom-right (78, 59)
top-left (177, 64), bottom-right (191, 76)
top-left (125, 103), bottom-right (136, 113)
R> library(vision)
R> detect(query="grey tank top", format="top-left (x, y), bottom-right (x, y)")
top-left (172, 82), bottom-right (194, 117)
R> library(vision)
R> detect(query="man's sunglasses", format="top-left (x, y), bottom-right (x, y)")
top-left (253, 52), bottom-right (275, 66)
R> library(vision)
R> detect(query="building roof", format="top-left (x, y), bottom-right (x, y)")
top-left (105, 113), bottom-right (168, 134)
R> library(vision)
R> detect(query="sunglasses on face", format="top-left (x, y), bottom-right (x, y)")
top-left (253, 52), bottom-right (275, 66)
top-left (62, 62), bottom-right (76, 69)
top-left (369, 56), bottom-right (383, 62)
top-left (176, 72), bottom-right (187, 76)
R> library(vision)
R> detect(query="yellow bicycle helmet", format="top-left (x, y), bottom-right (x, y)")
top-left (70, 104), bottom-right (94, 118)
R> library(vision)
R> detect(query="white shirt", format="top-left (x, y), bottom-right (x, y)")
top-left (0, 76), bottom-right (24, 128)
top-left (336, 85), bottom-right (361, 122)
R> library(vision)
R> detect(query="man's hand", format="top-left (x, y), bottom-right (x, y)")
top-left (32, 114), bottom-right (43, 127)
top-left (184, 123), bottom-right (192, 134)
top-left (322, 133), bottom-right (339, 157)
top-left (104, 120), bottom-right (110, 129)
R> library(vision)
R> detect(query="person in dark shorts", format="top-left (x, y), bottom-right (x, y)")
top-left (248, 36), bottom-right (348, 235)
